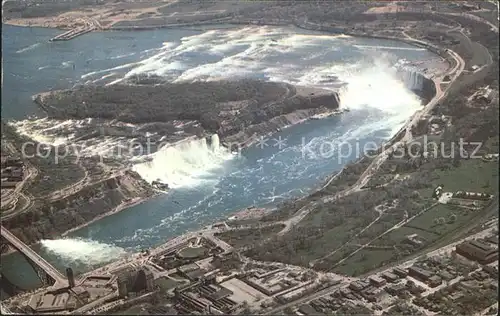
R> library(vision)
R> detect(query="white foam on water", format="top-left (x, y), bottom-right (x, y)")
top-left (354, 44), bottom-right (427, 51)
top-left (16, 42), bottom-right (41, 54)
top-left (117, 27), bottom-right (360, 83)
top-left (110, 52), bottom-right (136, 60)
top-left (81, 62), bottom-right (140, 79)
top-left (132, 134), bottom-right (234, 189)
top-left (106, 78), bottom-right (125, 86)
top-left (61, 61), bottom-right (74, 68)
top-left (9, 118), bottom-right (81, 146)
top-left (40, 238), bottom-right (127, 266)
top-left (92, 72), bottom-right (118, 83)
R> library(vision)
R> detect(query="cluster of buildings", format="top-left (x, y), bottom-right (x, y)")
top-left (342, 268), bottom-right (413, 303)
top-left (455, 238), bottom-right (498, 265)
top-left (24, 269), bottom-right (119, 314)
top-left (0, 156), bottom-right (24, 188)
top-left (482, 153), bottom-right (499, 162)
top-left (295, 294), bottom-right (371, 315)
top-left (286, 266), bottom-right (424, 315)
top-left (413, 263), bottom-right (498, 315)
top-left (285, 228), bottom-right (500, 316)
top-left (471, 85), bottom-right (494, 106)
top-left (407, 266), bottom-right (445, 288)
top-left (96, 233), bottom-right (323, 315)
top-left (172, 277), bottom-right (239, 314)
top-left (168, 262), bottom-right (323, 314)
top-left (436, 185), bottom-right (494, 208)
top-left (452, 191), bottom-right (493, 201)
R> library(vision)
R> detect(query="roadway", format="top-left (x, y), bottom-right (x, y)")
top-left (1, 142), bottom-right (38, 218)
top-left (0, 226), bottom-right (66, 287)
top-left (0, 303), bottom-right (13, 315)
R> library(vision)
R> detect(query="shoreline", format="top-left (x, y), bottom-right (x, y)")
top-left (60, 194), bottom-right (158, 237)
top-left (0, 194), bottom-right (158, 257)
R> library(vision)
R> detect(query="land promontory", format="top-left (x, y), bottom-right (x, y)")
top-left (34, 79), bottom-right (341, 148)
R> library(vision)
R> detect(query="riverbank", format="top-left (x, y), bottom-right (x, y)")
top-left (60, 194), bottom-right (157, 237)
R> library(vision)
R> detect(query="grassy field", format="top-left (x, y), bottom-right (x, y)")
top-left (333, 247), bottom-right (397, 276)
top-left (330, 158), bottom-right (498, 276)
top-left (424, 159), bottom-right (498, 194)
top-left (215, 224), bottom-right (285, 249)
top-left (313, 244), bottom-right (359, 270)
top-left (407, 204), bottom-right (476, 234)
top-left (297, 216), bottom-right (373, 261)
top-left (374, 225), bottom-right (441, 247)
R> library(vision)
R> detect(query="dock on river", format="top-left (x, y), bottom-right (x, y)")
top-left (49, 26), bottom-right (94, 42)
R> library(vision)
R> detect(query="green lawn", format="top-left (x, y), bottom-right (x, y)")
top-left (407, 204), bottom-right (475, 235)
top-left (298, 217), bottom-right (371, 261)
top-left (335, 158), bottom-right (498, 276)
top-left (425, 159), bottom-right (498, 195)
top-left (215, 224), bottom-right (285, 249)
top-left (374, 226), bottom-right (441, 247)
top-left (333, 248), bottom-right (397, 276)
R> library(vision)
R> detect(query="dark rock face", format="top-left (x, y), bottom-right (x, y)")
top-left (415, 75), bottom-right (437, 105)
top-left (33, 79), bottom-right (341, 147)
top-left (396, 69), bottom-right (437, 105)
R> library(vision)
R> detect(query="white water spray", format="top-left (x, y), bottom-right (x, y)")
top-left (337, 63), bottom-right (421, 114)
top-left (132, 134), bottom-right (233, 189)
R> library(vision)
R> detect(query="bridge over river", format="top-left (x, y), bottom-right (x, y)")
top-left (1, 226), bottom-right (67, 291)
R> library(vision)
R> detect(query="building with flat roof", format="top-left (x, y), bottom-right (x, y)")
top-left (349, 280), bottom-right (370, 292)
top-left (439, 270), bottom-right (454, 281)
top-left (392, 267), bottom-right (408, 278)
top-left (456, 240), bottom-right (498, 264)
top-left (27, 292), bottom-right (70, 313)
top-left (428, 275), bottom-right (442, 288)
top-left (408, 266), bottom-right (433, 281)
top-left (381, 271), bottom-right (399, 283)
top-left (369, 276), bottom-right (387, 287)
